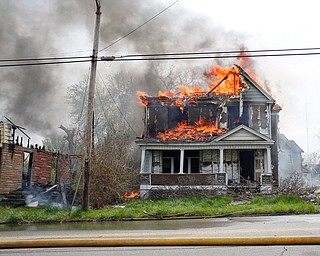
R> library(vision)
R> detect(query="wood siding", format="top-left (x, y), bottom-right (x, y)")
top-left (221, 129), bottom-right (264, 141)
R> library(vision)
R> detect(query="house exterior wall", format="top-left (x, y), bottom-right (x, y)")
top-left (0, 144), bottom-right (54, 194)
top-left (0, 142), bottom-right (75, 195)
top-left (0, 123), bottom-right (12, 144)
top-left (278, 150), bottom-right (303, 181)
top-left (32, 149), bottom-right (53, 184)
top-left (271, 108), bottom-right (281, 184)
top-left (278, 134), bottom-right (303, 183)
top-left (0, 144), bottom-right (24, 194)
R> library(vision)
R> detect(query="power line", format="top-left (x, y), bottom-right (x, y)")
top-left (0, 56), bottom-right (90, 62)
top-left (98, 0), bottom-right (180, 53)
top-left (0, 59), bottom-right (91, 68)
top-left (110, 51), bottom-right (320, 62)
top-left (2, 47), bottom-right (320, 68)
top-left (117, 47), bottom-right (320, 58)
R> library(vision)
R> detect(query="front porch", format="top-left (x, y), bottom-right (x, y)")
top-left (137, 125), bottom-right (275, 198)
top-left (139, 171), bottom-right (273, 199)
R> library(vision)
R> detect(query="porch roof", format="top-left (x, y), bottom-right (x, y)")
top-left (136, 124), bottom-right (274, 150)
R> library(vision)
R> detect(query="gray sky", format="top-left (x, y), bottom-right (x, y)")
top-left (187, 0), bottom-right (320, 154)
top-left (1, 0), bottom-right (319, 153)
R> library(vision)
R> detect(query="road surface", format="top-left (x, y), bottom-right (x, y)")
top-left (0, 214), bottom-right (319, 255)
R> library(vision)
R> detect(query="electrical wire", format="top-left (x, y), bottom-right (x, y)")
top-left (110, 51), bottom-right (320, 62)
top-left (117, 47), bottom-right (320, 58)
top-left (98, 0), bottom-right (180, 53)
top-left (2, 47), bottom-right (320, 68)
top-left (0, 59), bottom-right (91, 68)
top-left (0, 56), bottom-right (90, 62)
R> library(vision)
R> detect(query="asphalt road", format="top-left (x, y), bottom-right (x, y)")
top-left (1, 245), bottom-right (320, 256)
top-left (0, 214), bottom-right (319, 255)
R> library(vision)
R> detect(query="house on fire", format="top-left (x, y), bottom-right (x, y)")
top-left (136, 65), bottom-right (282, 198)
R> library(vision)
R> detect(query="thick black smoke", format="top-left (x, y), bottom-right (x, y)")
top-left (0, 0), bottom-right (244, 138)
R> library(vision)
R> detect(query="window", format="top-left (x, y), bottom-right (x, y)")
top-left (183, 150), bottom-right (200, 174)
top-left (162, 150), bottom-right (180, 173)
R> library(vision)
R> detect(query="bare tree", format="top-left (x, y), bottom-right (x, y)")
top-left (58, 125), bottom-right (76, 155)
top-left (42, 135), bottom-right (68, 153)
top-left (303, 151), bottom-right (320, 166)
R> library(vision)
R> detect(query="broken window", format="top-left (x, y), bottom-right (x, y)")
top-left (250, 105), bottom-right (270, 135)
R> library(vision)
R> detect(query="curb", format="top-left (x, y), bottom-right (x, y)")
top-left (0, 236), bottom-right (320, 248)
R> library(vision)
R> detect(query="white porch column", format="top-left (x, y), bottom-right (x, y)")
top-left (267, 147), bottom-right (272, 174)
top-left (179, 149), bottom-right (184, 174)
top-left (148, 151), bottom-right (153, 173)
top-left (188, 157), bottom-right (191, 174)
top-left (219, 148), bottom-right (224, 173)
top-left (171, 158), bottom-right (174, 174)
top-left (140, 149), bottom-right (146, 173)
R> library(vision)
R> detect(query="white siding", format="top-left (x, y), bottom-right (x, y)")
top-left (222, 129), bottom-right (264, 141)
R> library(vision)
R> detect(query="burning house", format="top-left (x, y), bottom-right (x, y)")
top-left (136, 65), bottom-right (281, 198)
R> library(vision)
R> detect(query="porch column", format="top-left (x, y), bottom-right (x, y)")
top-left (148, 151), bottom-right (153, 173)
top-left (187, 157), bottom-right (191, 174)
top-left (179, 149), bottom-right (184, 174)
top-left (219, 148), bottom-right (224, 173)
top-left (140, 149), bottom-right (146, 173)
top-left (171, 158), bottom-right (174, 174)
top-left (267, 147), bottom-right (272, 174)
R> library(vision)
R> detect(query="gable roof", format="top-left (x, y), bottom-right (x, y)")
top-left (236, 65), bottom-right (275, 103)
top-left (278, 133), bottom-right (304, 153)
top-left (213, 124), bottom-right (274, 143)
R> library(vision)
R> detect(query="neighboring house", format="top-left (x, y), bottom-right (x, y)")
top-left (278, 133), bottom-right (304, 183)
top-left (0, 120), bottom-right (80, 197)
top-left (136, 65), bottom-right (281, 198)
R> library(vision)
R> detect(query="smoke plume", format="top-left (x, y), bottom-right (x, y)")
top-left (0, 0), bottom-right (245, 139)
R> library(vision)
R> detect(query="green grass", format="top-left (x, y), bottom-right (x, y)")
top-left (0, 195), bottom-right (318, 224)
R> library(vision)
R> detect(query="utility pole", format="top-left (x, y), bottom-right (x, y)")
top-left (82, 0), bottom-right (101, 210)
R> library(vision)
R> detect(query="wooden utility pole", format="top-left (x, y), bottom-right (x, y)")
top-left (82, 0), bottom-right (101, 210)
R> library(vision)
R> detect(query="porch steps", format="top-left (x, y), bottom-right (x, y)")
top-left (227, 185), bottom-right (260, 196)
top-left (1, 188), bottom-right (26, 206)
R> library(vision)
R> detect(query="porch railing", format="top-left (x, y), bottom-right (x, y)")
top-left (140, 173), bottom-right (227, 186)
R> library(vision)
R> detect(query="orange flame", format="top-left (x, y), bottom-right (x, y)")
top-left (122, 189), bottom-right (140, 200)
top-left (137, 65), bottom-right (249, 108)
top-left (236, 48), bottom-right (276, 98)
top-left (204, 65), bottom-right (247, 96)
top-left (157, 119), bottom-right (227, 141)
top-left (136, 91), bottom-right (149, 106)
